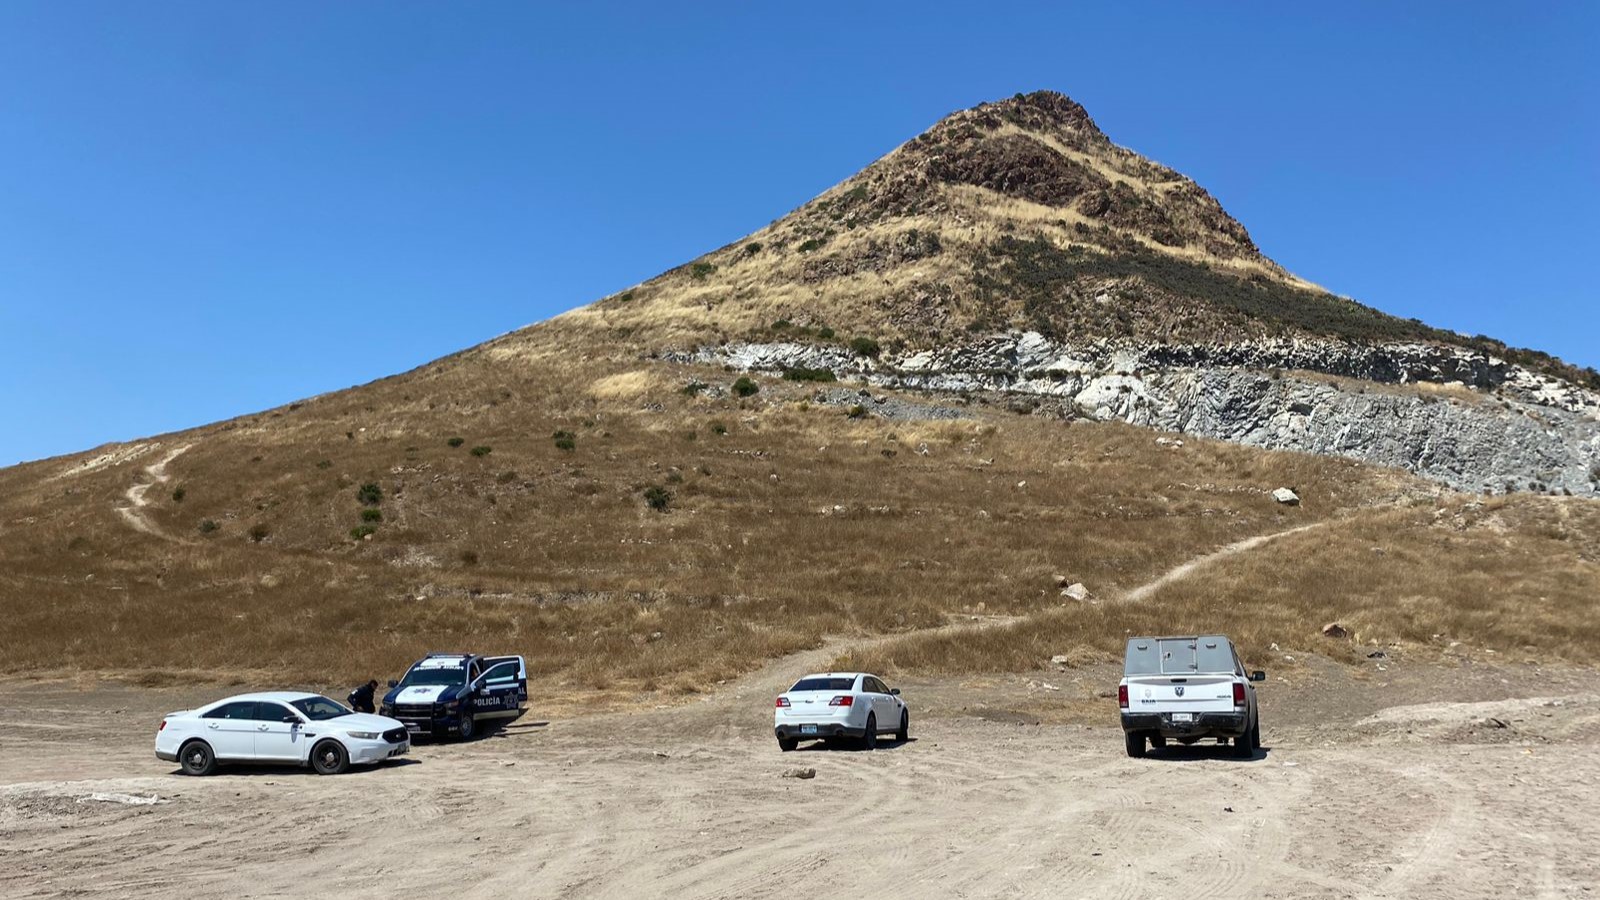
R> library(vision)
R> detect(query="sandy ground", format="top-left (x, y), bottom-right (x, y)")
top-left (3, 653), bottom-right (1599, 900)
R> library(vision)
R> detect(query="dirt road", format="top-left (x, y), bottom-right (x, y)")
top-left (2, 664), bottom-right (1598, 900)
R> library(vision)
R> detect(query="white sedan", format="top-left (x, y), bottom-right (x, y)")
top-left (156, 692), bottom-right (410, 775)
top-left (774, 672), bottom-right (908, 751)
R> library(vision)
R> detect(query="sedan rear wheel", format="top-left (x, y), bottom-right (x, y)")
top-left (861, 714), bottom-right (878, 751)
top-left (312, 740), bottom-right (350, 775)
top-left (179, 740), bottom-right (216, 776)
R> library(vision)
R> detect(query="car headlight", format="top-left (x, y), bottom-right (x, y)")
top-left (442, 699), bottom-right (460, 712)
top-left (346, 731), bottom-right (380, 740)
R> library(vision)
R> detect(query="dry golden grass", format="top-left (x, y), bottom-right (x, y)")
top-left (0, 344), bottom-right (1465, 695)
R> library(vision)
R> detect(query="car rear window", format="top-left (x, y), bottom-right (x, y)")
top-left (790, 677), bottom-right (855, 692)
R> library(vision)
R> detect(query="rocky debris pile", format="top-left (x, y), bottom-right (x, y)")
top-left (781, 767), bottom-right (816, 780)
top-left (1273, 488), bottom-right (1301, 506)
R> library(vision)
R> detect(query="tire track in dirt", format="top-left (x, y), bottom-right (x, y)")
top-left (115, 443), bottom-right (191, 539)
top-left (1121, 520), bottom-right (1331, 602)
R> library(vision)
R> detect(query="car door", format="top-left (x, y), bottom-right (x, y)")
top-left (479, 657), bottom-right (525, 718)
top-left (863, 677), bottom-right (891, 729)
top-left (200, 701), bottom-right (259, 759)
top-left (253, 702), bottom-right (306, 762)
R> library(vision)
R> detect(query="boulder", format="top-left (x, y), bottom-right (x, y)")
top-left (1273, 488), bottom-right (1301, 505)
top-left (1321, 622), bottom-right (1349, 639)
top-left (1061, 583), bottom-right (1089, 601)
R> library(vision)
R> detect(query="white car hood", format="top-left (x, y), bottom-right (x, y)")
top-left (393, 684), bottom-right (455, 704)
top-left (326, 713), bottom-right (406, 733)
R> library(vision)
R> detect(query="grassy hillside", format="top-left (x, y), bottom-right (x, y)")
top-left (2, 348), bottom-right (1596, 701)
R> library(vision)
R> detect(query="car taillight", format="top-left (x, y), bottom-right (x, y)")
top-left (828, 695), bottom-right (853, 707)
top-left (158, 719), bottom-right (167, 731)
top-left (1233, 683), bottom-right (1246, 706)
top-left (775, 697), bottom-right (790, 708)
top-left (1117, 685), bottom-right (1128, 709)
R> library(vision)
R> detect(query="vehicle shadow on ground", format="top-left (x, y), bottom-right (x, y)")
top-left (1146, 743), bottom-right (1273, 763)
top-left (166, 758), bottom-right (422, 778)
top-left (795, 737), bottom-right (919, 753)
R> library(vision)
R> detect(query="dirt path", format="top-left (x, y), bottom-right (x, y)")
top-left (1, 677), bottom-right (1596, 899)
top-left (114, 443), bottom-right (191, 538)
top-left (1122, 521), bottom-right (1329, 602)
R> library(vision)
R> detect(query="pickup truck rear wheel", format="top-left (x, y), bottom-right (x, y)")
top-left (1149, 735), bottom-right (1167, 750)
top-left (778, 737), bottom-right (798, 752)
top-left (1124, 732), bottom-right (1146, 758)
top-left (1233, 722), bottom-right (1257, 759)
top-left (179, 740), bottom-right (216, 776)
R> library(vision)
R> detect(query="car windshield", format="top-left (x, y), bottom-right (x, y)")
top-left (789, 677), bottom-right (856, 692)
top-left (291, 696), bottom-right (353, 721)
top-left (400, 665), bottom-right (466, 687)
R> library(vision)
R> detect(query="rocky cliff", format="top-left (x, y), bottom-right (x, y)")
top-left (681, 335), bottom-right (1600, 495)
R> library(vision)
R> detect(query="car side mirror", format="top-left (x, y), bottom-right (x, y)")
top-left (890, 688), bottom-right (901, 696)
top-left (1250, 670), bottom-right (1266, 682)
top-left (387, 680), bottom-right (398, 688)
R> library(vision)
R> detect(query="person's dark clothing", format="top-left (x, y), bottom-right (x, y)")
top-left (347, 683), bottom-right (376, 713)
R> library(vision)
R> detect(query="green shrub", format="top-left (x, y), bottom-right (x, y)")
top-left (782, 367), bottom-right (837, 383)
top-left (361, 508), bottom-right (383, 523)
top-left (847, 405), bottom-right (868, 419)
top-left (732, 376), bottom-right (759, 397)
top-left (743, 242), bottom-right (763, 256)
top-left (171, 487), bottom-right (185, 503)
top-left (682, 381), bottom-right (708, 397)
top-left (849, 337), bottom-right (881, 358)
top-left (198, 519), bottom-right (219, 535)
top-left (459, 549), bottom-right (479, 566)
top-left (552, 430), bottom-right (576, 451)
top-left (447, 437), bottom-right (465, 448)
top-left (710, 421), bottom-right (728, 435)
top-left (816, 326), bottom-right (836, 339)
top-left (617, 291), bottom-right (635, 303)
top-left (771, 318), bottom-right (792, 330)
top-left (356, 483), bottom-right (382, 505)
top-left (248, 524), bottom-right (270, 543)
top-left (349, 524), bottom-right (377, 540)
top-left (470, 445), bottom-right (492, 457)
top-left (797, 237), bottom-right (825, 253)
top-left (316, 460), bottom-right (332, 469)
top-left (643, 485), bottom-right (673, 512)
top-left (689, 261), bottom-right (716, 280)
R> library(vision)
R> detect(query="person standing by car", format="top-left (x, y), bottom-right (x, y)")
top-left (347, 679), bottom-right (378, 714)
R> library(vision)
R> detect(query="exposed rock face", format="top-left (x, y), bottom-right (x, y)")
top-left (682, 333), bottom-right (1600, 496)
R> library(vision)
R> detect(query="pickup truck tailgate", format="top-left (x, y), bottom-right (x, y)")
top-left (1124, 675), bottom-right (1235, 713)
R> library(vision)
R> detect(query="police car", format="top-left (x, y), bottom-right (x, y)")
top-left (379, 653), bottom-right (527, 740)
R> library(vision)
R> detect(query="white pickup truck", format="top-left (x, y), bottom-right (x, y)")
top-left (1118, 635), bottom-right (1264, 759)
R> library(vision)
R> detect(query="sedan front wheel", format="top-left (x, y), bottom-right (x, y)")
top-left (312, 740), bottom-right (350, 775)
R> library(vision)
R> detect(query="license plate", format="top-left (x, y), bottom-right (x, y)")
top-left (405, 725), bottom-right (423, 734)
top-left (801, 725), bottom-right (818, 735)
top-left (1172, 712), bottom-right (1193, 723)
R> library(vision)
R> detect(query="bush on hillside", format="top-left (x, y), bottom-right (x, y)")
top-left (552, 431), bottom-right (576, 451)
top-left (447, 437), bottom-right (465, 448)
top-left (732, 376), bottom-right (759, 397)
top-left (782, 367), bottom-right (837, 383)
top-left (643, 485), bottom-right (673, 512)
top-left (356, 483), bottom-right (382, 505)
top-left (470, 445), bottom-right (492, 457)
top-left (361, 508), bottom-right (382, 523)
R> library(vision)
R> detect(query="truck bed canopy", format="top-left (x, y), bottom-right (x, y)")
top-left (1124, 636), bottom-right (1236, 676)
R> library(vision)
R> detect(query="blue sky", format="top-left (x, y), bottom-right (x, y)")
top-left (1, 2), bottom-right (1595, 466)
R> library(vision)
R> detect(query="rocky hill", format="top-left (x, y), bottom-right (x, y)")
top-left (0, 91), bottom-right (1596, 692)
top-left (524, 90), bottom-right (1599, 495)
